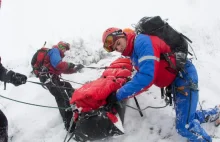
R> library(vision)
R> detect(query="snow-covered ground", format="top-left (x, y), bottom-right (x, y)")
top-left (0, 0), bottom-right (220, 141)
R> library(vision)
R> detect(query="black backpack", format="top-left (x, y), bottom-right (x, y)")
top-left (135, 16), bottom-right (193, 71)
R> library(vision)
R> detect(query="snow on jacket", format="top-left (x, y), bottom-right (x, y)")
top-left (116, 33), bottom-right (177, 101)
top-left (70, 58), bottom-right (133, 112)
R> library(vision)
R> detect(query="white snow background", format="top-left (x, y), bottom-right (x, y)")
top-left (0, 0), bottom-right (220, 142)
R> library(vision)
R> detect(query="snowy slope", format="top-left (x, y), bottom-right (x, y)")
top-left (0, 0), bottom-right (220, 142)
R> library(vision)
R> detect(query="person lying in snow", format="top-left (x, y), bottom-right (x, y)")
top-left (67, 57), bottom-right (133, 142)
top-left (0, 57), bottom-right (27, 142)
top-left (101, 26), bottom-right (220, 142)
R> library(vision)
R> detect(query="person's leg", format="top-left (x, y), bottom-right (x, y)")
top-left (195, 105), bottom-right (220, 123)
top-left (60, 81), bottom-right (75, 131)
top-left (174, 61), bottom-right (212, 142)
top-left (61, 81), bottom-right (75, 98)
top-left (0, 110), bottom-right (8, 142)
top-left (46, 79), bottom-right (73, 131)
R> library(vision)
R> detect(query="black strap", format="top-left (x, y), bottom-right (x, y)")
top-left (165, 86), bottom-right (172, 106)
top-left (134, 96), bottom-right (143, 117)
top-left (4, 81), bottom-right (6, 90)
top-left (161, 53), bottom-right (178, 72)
top-left (161, 88), bottom-right (164, 99)
top-left (181, 33), bottom-right (192, 43)
top-left (161, 86), bottom-right (173, 106)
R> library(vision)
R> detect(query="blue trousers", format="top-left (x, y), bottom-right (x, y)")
top-left (174, 61), bottom-right (219, 142)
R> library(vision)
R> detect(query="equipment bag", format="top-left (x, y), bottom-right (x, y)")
top-left (73, 103), bottom-right (126, 142)
top-left (31, 47), bottom-right (50, 77)
top-left (135, 16), bottom-right (192, 70)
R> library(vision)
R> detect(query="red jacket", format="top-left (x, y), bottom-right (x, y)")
top-left (70, 58), bottom-right (133, 112)
top-left (116, 32), bottom-right (177, 100)
top-left (42, 46), bottom-right (75, 75)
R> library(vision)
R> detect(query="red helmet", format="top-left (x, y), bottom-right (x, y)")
top-left (57, 41), bottom-right (70, 50)
top-left (102, 27), bottom-right (125, 52)
top-left (102, 27), bottom-right (121, 43)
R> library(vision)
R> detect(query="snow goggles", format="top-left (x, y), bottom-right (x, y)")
top-left (103, 30), bottom-right (124, 52)
top-left (58, 43), bottom-right (70, 50)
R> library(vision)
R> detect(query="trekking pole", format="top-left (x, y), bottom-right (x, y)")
top-left (67, 132), bottom-right (75, 142)
top-left (64, 117), bottom-right (75, 142)
top-left (64, 105), bottom-right (78, 142)
top-left (134, 96), bottom-right (143, 117)
top-left (125, 103), bottom-right (168, 111)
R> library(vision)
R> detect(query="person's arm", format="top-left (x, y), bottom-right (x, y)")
top-left (0, 58), bottom-right (27, 87)
top-left (116, 34), bottom-right (159, 101)
top-left (49, 48), bottom-right (84, 74)
top-left (48, 48), bottom-right (69, 71)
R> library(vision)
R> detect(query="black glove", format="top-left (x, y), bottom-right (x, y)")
top-left (74, 64), bottom-right (84, 72)
top-left (4, 70), bottom-right (27, 86)
top-left (105, 92), bottom-right (119, 112)
top-left (106, 92), bottom-right (118, 105)
top-left (68, 63), bottom-right (75, 69)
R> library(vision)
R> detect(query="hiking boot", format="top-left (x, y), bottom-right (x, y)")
top-left (206, 105), bottom-right (220, 123)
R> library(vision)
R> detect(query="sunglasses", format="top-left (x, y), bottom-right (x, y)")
top-left (103, 30), bottom-right (124, 52)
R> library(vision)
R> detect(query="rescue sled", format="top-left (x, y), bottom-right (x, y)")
top-left (69, 58), bottom-right (133, 142)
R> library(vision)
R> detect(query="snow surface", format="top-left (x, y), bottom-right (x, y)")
top-left (0, 0), bottom-right (220, 141)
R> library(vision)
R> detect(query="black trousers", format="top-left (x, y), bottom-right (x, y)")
top-left (0, 110), bottom-right (8, 142)
top-left (44, 76), bottom-right (75, 131)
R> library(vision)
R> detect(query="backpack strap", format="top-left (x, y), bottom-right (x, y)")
top-left (180, 33), bottom-right (192, 43)
top-left (160, 53), bottom-right (179, 73)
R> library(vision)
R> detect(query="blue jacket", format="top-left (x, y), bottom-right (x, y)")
top-left (47, 48), bottom-right (63, 68)
top-left (116, 34), bottom-right (160, 101)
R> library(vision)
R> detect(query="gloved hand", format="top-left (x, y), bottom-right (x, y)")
top-left (106, 92), bottom-right (118, 105)
top-left (74, 64), bottom-right (84, 72)
top-left (68, 63), bottom-right (75, 69)
top-left (4, 70), bottom-right (27, 86)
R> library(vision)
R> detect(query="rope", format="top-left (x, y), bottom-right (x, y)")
top-left (124, 102), bottom-right (169, 111)
top-left (59, 78), bottom-right (84, 85)
top-left (25, 81), bottom-right (169, 111)
top-left (0, 94), bottom-right (70, 110)
top-left (85, 66), bottom-right (133, 71)
top-left (27, 80), bottom-right (73, 90)
top-left (85, 66), bottom-right (107, 69)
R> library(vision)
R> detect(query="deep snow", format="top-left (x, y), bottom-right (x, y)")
top-left (0, 0), bottom-right (220, 141)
